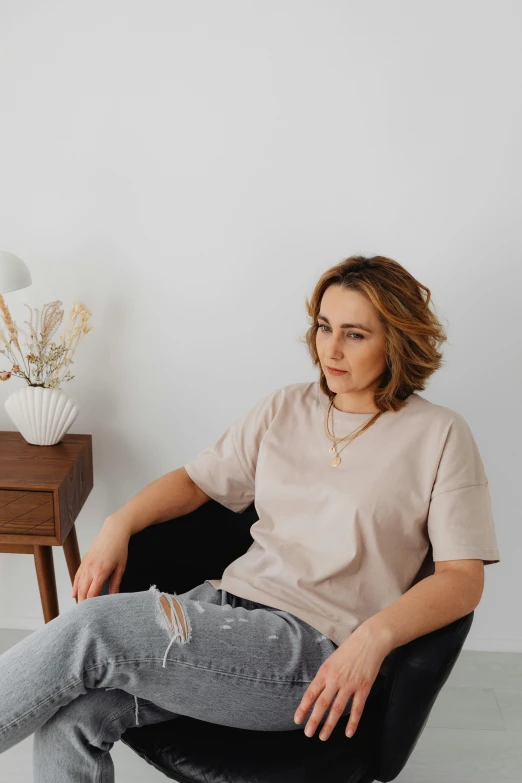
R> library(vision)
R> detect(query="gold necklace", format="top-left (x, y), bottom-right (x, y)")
top-left (324, 397), bottom-right (384, 467)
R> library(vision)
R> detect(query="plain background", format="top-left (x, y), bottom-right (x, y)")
top-left (0, 1), bottom-right (519, 660)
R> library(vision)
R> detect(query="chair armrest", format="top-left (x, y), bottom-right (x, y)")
top-left (368, 610), bottom-right (474, 782)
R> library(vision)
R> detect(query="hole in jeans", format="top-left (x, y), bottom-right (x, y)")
top-left (148, 585), bottom-right (193, 668)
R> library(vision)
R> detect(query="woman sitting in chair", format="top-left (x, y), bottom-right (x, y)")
top-left (0, 255), bottom-right (500, 783)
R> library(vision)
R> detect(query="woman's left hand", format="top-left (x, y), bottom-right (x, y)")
top-left (293, 623), bottom-right (391, 741)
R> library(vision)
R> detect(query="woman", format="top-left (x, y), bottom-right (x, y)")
top-left (0, 255), bottom-right (500, 782)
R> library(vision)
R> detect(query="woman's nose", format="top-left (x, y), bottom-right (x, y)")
top-left (328, 337), bottom-right (344, 355)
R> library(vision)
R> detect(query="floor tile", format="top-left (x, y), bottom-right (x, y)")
top-left (395, 727), bottom-right (522, 783)
top-left (426, 685), bottom-right (504, 730)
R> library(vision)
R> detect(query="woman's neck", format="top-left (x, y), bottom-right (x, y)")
top-left (332, 394), bottom-right (379, 414)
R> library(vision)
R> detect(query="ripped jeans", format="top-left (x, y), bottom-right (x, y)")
top-left (0, 579), bottom-right (372, 783)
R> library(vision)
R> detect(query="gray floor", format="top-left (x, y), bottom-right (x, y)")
top-left (0, 628), bottom-right (520, 783)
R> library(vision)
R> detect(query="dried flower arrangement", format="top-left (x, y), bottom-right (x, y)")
top-left (0, 295), bottom-right (92, 389)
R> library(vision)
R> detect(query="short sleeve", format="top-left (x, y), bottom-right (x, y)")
top-left (184, 386), bottom-right (284, 513)
top-left (427, 413), bottom-right (500, 566)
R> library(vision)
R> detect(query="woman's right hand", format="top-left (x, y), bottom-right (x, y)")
top-left (72, 520), bottom-right (131, 602)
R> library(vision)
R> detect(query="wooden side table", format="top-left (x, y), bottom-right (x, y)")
top-left (0, 430), bottom-right (92, 623)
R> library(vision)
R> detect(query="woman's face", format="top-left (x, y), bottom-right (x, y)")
top-left (315, 285), bottom-right (388, 403)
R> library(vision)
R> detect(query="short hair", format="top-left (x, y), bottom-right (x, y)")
top-left (299, 255), bottom-right (448, 413)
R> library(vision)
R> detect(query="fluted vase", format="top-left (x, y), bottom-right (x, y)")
top-left (4, 385), bottom-right (80, 445)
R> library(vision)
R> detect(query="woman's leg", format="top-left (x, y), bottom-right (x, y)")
top-left (0, 580), bottom-right (349, 781)
top-left (32, 686), bottom-right (180, 783)
top-left (31, 577), bottom-right (183, 782)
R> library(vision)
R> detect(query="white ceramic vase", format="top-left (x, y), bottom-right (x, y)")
top-left (5, 385), bottom-right (80, 445)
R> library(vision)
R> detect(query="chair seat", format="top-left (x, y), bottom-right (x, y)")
top-left (121, 712), bottom-right (374, 783)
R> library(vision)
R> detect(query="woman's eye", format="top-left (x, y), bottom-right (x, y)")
top-left (317, 325), bottom-right (363, 340)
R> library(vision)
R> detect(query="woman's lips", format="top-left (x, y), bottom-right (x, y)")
top-left (326, 366), bottom-right (347, 375)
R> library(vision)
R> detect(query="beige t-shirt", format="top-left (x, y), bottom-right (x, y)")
top-left (184, 380), bottom-right (500, 676)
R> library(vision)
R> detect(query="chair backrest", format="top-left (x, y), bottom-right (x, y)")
top-left (120, 498), bottom-right (473, 782)
top-left (120, 497), bottom-right (259, 596)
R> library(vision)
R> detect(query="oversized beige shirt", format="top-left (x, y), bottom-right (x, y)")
top-left (184, 380), bottom-right (500, 676)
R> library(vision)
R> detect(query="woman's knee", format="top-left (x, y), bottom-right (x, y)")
top-left (69, 591), bottom-right (117, 629)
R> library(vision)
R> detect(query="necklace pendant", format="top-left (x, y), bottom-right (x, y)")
top-left (329, 445), bottom-right (336, 454)
top-left (331, 455), bottom-right (341, 467)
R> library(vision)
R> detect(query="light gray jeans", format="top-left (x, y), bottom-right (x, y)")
top-left (0, 578), bottom-right (364, 782)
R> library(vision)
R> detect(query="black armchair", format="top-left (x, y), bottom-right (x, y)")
top-left (118, 499), bottom-right (473, 783)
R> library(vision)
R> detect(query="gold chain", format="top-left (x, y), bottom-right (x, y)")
top-left (324, 396), bottom-right (384, 467)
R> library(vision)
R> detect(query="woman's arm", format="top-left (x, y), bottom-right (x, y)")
top-left (357, 559), bottom-right (484, 654)
top-left (106, 467), bottom-right (211, 537)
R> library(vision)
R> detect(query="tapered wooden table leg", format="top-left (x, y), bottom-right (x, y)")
top-left (63, 524), bottom-right (81, 587)
top-left (34, 545), bottom-right (59, 623)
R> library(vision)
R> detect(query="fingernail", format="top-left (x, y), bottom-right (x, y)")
top-left (346, 728), bottom-right (354, 738)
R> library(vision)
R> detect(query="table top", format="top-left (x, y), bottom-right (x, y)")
top-left (0, 430), bottom-right (92, 491)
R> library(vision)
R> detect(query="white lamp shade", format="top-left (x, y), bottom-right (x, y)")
top-left (0, 251), bottom-right (32, 294)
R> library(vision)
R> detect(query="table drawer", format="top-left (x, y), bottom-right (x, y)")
top-left (0, 489), bottom-right (55, 537)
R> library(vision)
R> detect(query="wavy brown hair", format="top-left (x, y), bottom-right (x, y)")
top-left (299, 255), bottom-right (448, 413)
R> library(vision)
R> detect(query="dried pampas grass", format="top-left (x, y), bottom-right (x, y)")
top-left (0, 295), bottom-right (92, 388)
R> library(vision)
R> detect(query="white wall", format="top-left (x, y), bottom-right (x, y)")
top-left (0, 0), bottom-right (519, 655)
